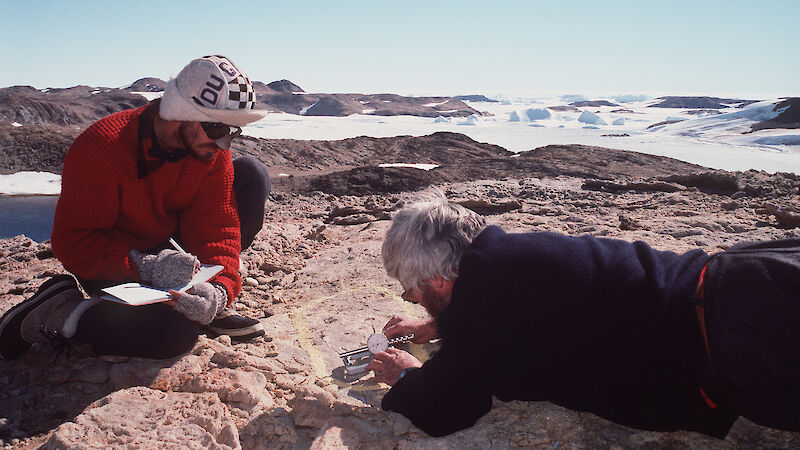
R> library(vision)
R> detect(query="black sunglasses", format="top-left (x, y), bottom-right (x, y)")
top-left (200, 122), bottom-right (242, 140)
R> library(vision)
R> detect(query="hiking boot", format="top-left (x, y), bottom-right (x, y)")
top-left (201, 308), bottom-right (266, 343)
top-left (0, 275), bottom-right (83, 359)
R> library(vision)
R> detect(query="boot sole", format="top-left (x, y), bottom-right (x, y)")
top-left (201, 321), bottom-right (267, 343)
top-left (0, 274), bottom-right (78, 360)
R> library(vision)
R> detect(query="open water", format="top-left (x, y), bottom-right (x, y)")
top-left (0, 195), bottom-right (59, 242)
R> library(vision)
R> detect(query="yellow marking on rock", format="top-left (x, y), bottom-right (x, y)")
top-left (290, 285), bottom-right (432, 392)
top-left (288, 308), bottom-right (329, 380)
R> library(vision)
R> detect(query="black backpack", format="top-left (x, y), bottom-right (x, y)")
top-left (699, 237), bottom-right (800, 431)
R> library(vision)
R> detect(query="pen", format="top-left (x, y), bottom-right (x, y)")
top-left (168, 237), bottom-right (186, 254)
top-left (169, 237), bottom-right (200, 274)
top-left (168, 237), bottom-right (200, 289)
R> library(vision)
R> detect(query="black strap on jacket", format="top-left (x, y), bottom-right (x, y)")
top-left (137, 99), bottom-right (188, 179)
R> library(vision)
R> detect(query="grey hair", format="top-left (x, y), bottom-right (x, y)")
top-left (382, 196), bottom-right (487, 290)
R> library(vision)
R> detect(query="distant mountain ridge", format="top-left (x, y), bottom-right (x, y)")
top-left (649, 96), bottom-right (759, 109)
top-left (0, 77), bottom-right (481, 126)
top-left (126, 78), bottom-right (166, 92)
top-left (267, 79), bottom-right (304, 93)
top-left (122, 76), bottom-right (480, 117)
top-left (0, 85), bottom-right (147, 126)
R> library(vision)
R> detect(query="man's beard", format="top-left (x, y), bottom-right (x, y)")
top-left (191, 145), bottom-right (218, 162)
top-left (419, 283), bottom-right (449, 318)
top-left (176, 124), bottom-right (217, 162)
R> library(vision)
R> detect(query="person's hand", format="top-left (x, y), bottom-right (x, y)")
top-left (168, 282), bottom-right (227, 325)
top-left (130, 248), bottom-right (199, 288)
top-left (383, 316), bottom-right (439, 343)
top-left (366, 348), bottom-right (422, 385)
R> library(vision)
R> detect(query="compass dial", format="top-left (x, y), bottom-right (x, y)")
top-left (367, 333), bottom-right (389, 354)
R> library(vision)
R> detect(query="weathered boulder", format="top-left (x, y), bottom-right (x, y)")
top-left (45, 387), bottom-right (240, 449)
top-left (310, 416), bottom-right (394, 449)
top-left (179, 368), bottom-right (272, 407)
top-left (239, 414), bottom-right (299, 449)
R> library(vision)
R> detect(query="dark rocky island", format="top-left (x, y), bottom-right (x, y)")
top-left (454, 95), bottom-right (498, 102)
top-left (648, 96), bottom-right (760, 109)
top-left (751, 97), bottom-right (800, 132)
top-left (569, 100), bottom-right (619, 107)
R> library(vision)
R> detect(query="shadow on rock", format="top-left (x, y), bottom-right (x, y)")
top-left (0, 343), bottom-right (176, 441)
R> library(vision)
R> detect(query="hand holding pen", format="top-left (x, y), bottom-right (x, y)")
top-left (129, 238), bottom-right (199, 290)
top-left (169, 238), bottom-right (201, 274)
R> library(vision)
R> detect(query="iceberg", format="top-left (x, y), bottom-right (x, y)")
top-left (457, 115), bottom-right (479, 126)
top-left (578, 110), bottom-right (607, 125)
top-left (525, 108), bottom-right (551, 121)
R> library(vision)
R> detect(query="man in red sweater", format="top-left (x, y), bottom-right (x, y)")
top-left (0, 55), bottom-right (271, 360)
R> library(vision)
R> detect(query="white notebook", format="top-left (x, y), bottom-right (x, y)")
top-left (100, 264), bottom-right (224, 306)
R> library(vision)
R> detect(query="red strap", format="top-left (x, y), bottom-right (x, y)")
top-left (694, 264), bottom-right (715, 375)
top-left (695, 263), bottom-right (719, 408)
top-left (695, 263), bottom-right (707, 299)
top-left (700, 388), bottom-right (718, 409)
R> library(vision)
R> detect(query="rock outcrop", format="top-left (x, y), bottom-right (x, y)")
top-left (751, 97), bottom-right (800, 131)
top-left (0, 86), bottom-right (148, 127)
top-left (2, 159), bottom-right (800, 447)
top-left (0, 124), bottom-right (79, 174)
top-left (45, 388), bottom-right (241, 449)
top-left (125, 77), bottom-right (166, 92)
top-left (267, 80), bottom-right (304, 94)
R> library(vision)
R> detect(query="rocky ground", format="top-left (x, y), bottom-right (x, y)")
top-left (2, 132), bottom-right (800, 448)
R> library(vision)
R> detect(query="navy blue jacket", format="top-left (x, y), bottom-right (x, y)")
top-left (382, 226), bottom-right (739, 437)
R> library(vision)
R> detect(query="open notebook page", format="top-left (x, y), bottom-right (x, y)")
top-left (100, 264), bottom-right (224, 306)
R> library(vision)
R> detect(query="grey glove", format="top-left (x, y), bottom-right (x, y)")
top-left (174, 282), bottom-right (228, 325)
top-left (130, 248), bottom-right (199, 289)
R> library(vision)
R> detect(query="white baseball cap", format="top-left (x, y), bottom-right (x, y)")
top-left (159, 55), bottom-right (266, 127)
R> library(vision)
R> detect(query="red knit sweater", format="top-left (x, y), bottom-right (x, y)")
top-left (51, 103), bottom-right (242, 303)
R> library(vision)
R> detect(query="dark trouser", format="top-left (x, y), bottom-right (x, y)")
top-left (74, 156), bottom-right (270, 359)
top-left (73, 303), bottom-right (199, 359)
top-left (701, 240), bottom-right (800, 431)
top-left (234, 155), bottom-right (271, 250)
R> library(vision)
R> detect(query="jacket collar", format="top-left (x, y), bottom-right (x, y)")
top-left (137, 100), bottom-right (189, 179)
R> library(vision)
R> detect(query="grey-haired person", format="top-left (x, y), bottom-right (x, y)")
top-left (1, 55), bottom-right (270, 361)
top-left (368, 198), bottom-right (800, 438)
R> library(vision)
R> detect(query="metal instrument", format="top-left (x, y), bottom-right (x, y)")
top-left (338, 333), bottom-right (414, 376)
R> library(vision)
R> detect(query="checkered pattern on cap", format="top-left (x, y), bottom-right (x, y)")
top-left (228, 75), bottom-right (256, 110)
top-left (198, 54), bottom-right (256, 110)
top-left (160, 54), bottom-right (266, 126)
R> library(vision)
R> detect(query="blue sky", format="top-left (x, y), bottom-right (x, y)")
top-left (2, 0), bottom-right (798, 97)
